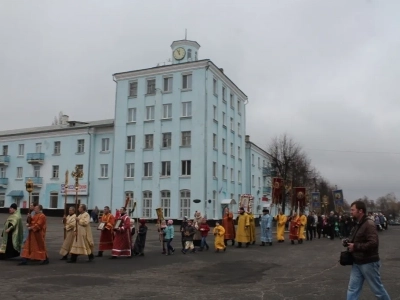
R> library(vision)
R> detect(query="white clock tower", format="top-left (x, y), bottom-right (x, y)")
top-left (171, 40), bottom-right (200, 64)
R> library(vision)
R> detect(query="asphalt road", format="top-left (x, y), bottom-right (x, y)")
top-left (0, 214), bottom-right (399, 300)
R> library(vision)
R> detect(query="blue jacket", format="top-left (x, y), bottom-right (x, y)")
top-left (164, 225), bottom-right (174, 239)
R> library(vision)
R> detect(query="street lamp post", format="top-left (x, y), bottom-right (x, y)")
top-left (25, 178), bottom-right (34, 254)
top-left (71, 166), bottom-right (83, 241)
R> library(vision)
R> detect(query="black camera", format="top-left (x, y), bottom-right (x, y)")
top-left (342, 238), bottom-right (349, 247)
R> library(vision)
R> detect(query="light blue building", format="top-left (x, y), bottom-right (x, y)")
top-left (0, 39), bottom-right (273, 219)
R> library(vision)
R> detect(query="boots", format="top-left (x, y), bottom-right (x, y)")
top-left (96, 251), bottom-right (103, 257)
top-left (60, 255), bottom-right (68, 260)
top-left (236, 242), bottom-right (242, 248)
top-left (87, 254), bottom-right (94, 262)
top-left (269, 242), bottom-right (273, 246)
top-left (40, 257), bottom-right (49, 265)
top-left (260, 242), bottom-right (266, 246)
top-left (67, 254), bottom-right (78, 263)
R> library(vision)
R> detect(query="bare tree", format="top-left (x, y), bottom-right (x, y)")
top-left (51, 111), bottom-right (64, 125)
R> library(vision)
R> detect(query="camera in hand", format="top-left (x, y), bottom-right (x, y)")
top-left (342, 238), bottom-right (349, 247)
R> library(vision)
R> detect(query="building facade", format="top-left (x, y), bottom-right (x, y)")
top-left (0, 39), bottom-right (273, 219)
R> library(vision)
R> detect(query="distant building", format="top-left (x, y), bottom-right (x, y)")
top-left (0, 39), bottom-right (273, 218)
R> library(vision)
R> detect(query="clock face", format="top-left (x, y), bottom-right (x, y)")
top-left (173, 47), bottom-right (186, 60)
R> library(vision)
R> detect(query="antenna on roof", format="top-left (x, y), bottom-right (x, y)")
top-left (185, 29), bottom-right (187, 40)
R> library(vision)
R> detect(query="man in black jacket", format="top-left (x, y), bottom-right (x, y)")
top-left (345, 200), bottom-right (390, 300)
top-left (306, 212), bottom-right (315, 241)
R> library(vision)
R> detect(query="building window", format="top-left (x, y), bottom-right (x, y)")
top-left (181, 160), bottom-right (191, 176)
top-left (160, 190), bottom-right (171, 218)
top-left (181, 131), bottom-right (191, 146)
top-left (146, 106), bottom-right (155, 121)
top-left (163, 77), bottom-right (173, 92)
top-left (222, 86), bottom-right (226, 102)
top-left (213, 78), bottom-right (218, 95)
top-left (252, 175), bottom-right (255, 187)
top-left (2, 146), bottom-right (8, 156)
top-left (230, 94), bottom-right (234, 108)
top-left (213, 105), bottom-right (217, 120)
top-left (213, 190), bottom-right (217, 219)
top-left (258, 157), bottom-right (261, 168)
top-left (127, 136), bottom-right (135, 150)
top-left (222, 112), bottom-right (226, 127)
top-left (238, 123), bottom-right (241, 136)
top-left (17, 167), bottom-right (23, 179)
top-left (31, 192), bottom-right (39, 206)
top-left (187, 49), bottom-right (192, 59)
top-left (128, 108), bottom-right (137, 122)
top-left (180, 189), bottom-right (191, 219)
top-left (238, 99), bottom-right (241, 114)
top-left (0, 167), bottom-right (6, 178)
top-left (258, 177), bottom-right (261, 188)
top-left (182, 74), bottom-right (192, 90)
top-left (230, 143), bottom-right (234, 155)
top-left (77, 139), bottom-right (84, 153)
top-left (143, 162), bottom-right (153, 177)
top-left (36, 143), bottom-right (42, 153)
top-left (76, 164), bottom-right (83, 173)
top-left (238, 146), bottom-right (241, 159)
top-left (147, 79), bottom-right (156, 94)
top-left (231, 168), bottom-right (234, 181)
top-left (101, 138), bottom-right (110, 152)
top-left (161, 132), bottom-right (171, 148)
top-left (213, 134), bottom-right (217, 149)
top-left (252, 154), bottom-right (255, 165)
top-left (50, 192), bottom-right (58, 209)
top-left (144, 134), bottom-right (154, 149)
top-left (125, 163), bottom-right (134, 178)
top-left (0, 193), bottom-right (4, 207)
top-left (161, 161), bottom-right (171, 177)
top-left (125, 191), bottom-right (134, 211)
top-left (100, 164), bottom-right (108, 178)
top-left (142, 191), bottom-right (152, 218)
top-left (222, 138), bottom-right (226, 153)
top-left (129, 81), bottom-right (138, 97)
top-left (238, 170), bottom-right (241, 183)
top-left (163, 104), bottom-right (172, 119)
top-left (33, 165), bottom-right (40, 177)
top-left (182, 102), bottom-right (192, 117)
top-left (18, 144), bottom-right (24, 156)
top-left (52, 165), bottom-right (59, 179)
top-left (213, 162), bottom-right (217, 177)
top-left (222, 165), bottom-right (226, 180)
top-left (54, 141), bottom-right (61, 154)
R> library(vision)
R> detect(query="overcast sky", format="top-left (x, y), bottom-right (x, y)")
top-left (1, 0), bottom-right (399, 203)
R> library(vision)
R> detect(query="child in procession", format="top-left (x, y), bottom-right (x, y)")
top-left (213, 221), bottom-right (226, 252)
top-left (164, 220), bottom-right (175, 255)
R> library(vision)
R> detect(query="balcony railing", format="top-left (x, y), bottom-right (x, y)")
top-left (262, 167), bottom-right (270, 176)
top-left (25, 177), bottom-right (43, 186)
top-left (26, 153), bottom-right (44, 164)
top-left (0, 178), bottom-right (8, 187)
top-left (0, 155), bottom-right (10, 166)
top-left (263, 186), bottom-right (271, 194)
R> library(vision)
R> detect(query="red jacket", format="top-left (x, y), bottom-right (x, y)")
top-left (199, 223), bottom-right (210, 237)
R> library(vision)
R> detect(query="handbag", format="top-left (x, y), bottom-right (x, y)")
top-left (339, 251), bottom-right (354, 266)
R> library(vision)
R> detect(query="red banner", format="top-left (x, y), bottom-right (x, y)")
top-left (272, 177), bottom-right (283, 204)
top-left (293, 187), bottom-right (306, 209)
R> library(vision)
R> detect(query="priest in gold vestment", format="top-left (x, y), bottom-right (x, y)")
top-left (59, 207), bottom-right (76, 260)
top-left (274, 210), bottom-right (287, 243)
top-left (298, 211), bottom-right (307, 244)
top-left (235, 207), bottom-right (250, 248)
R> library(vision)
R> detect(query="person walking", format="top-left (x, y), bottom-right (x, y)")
top-left (345, 200), bottom-right (390, 300)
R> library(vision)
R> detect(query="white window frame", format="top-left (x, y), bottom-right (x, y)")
top-left (258, 177), bottom-right (261, 188)
top-left (213, 134), bottom-right (217, 149)
top-left (238, 170), bottom-right (242, 183)
top-left (161, 161), bottom-right (171, 177)
top-left (231, 168), bottom-right (234, 182)
top-left (238, 99), bottom-right (241, 114)
top-left (252, 175), bottom-right (255, 187)
top-left (36, 143), bottom-right (42, 153)
top-left (180, 189), bottom-right (191, 219)
top-left (162, 132), bottom-right (171, 148)
top-left (128, 108), bottom-right (137, 123)
top-left (33, 165), bottom-right (40, 177)
top-left (129, 81), bottom-right (138, 97)
top-left (142, 191), bottom-right (152, 218)
top-left (238, 146), bottom-right (241, 159)
top-left (258, 157), bottom-right (261, 168)
top-left (77, 139), bottom-right (84, 153)
top-left (163, 76), bottom-right (173, 93)
top-left (18, 144), bottom-right (24, 156)
top-left (252, 154), bottom-right (255, 165)
top-left (238, 122), bottom-right (241, 136)
top-left (182, 102), bottom-right (192, 117)
top-left (182, 73), bottom-right (192, 90)
top-left (17, 167), bottom-right (23, 179)
top-left (0, 167), bottom-right (6, 178)
top-left (181, 131), bottom-right (191, 146)
top-left (0, 193), bottom-right (5, 207)
top-left (230, 118), bottom-right (234, 131)
top-left (127, 136), bottom-right (135, 150)
top-left (160, 190), bottom-right (171, 218)
top-left (213, 78), bottom-right (218, 95)
top-left (146, 106), bottom-right (155, 121)
top-left (163, 104), bottom-right (172, 119)
top-left (213, 162), bottom-right (217, 177)
top-left (222, 86), bottom-right (226, 102)
top-left (143, 162), bottom-right (153, 178)
top-left (213, 190), bottom-right (217, 219)
top-left (100, 164), bottom-right (108, 178)
top-left (144, 134), bottom-right (153, 149)
top-left (52, 165), bottom-right (59, 179)
top-left (222, 112), bottom-right (226, 127)
top-left (181, 160), bottom-right (191, 176)
top-left (2, 146), bottom-right (8, 156)
top-left (230, 93), bottom-right (234, 108)
top-left (213, 105), bottom-right (217, 120)
top-left (222, 138), bottom-right (226, 153)
top-left (230, 143), bottom-right (234, 156)
top-left (222, 165), bottom-right (226, 180)
top-left (50, 192), bottom-right (58, 209)
top-left (125, 163), bottom-right (134, 178)
top-left (54, 141), bottom-right (61, 154)
top-left (101, 138), bottom-right (110, 152)
top-left (146, 79), bottom-right (156, 95)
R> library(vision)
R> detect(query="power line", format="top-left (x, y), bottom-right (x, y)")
top-left (305, 148), bottom-right (400, 155)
